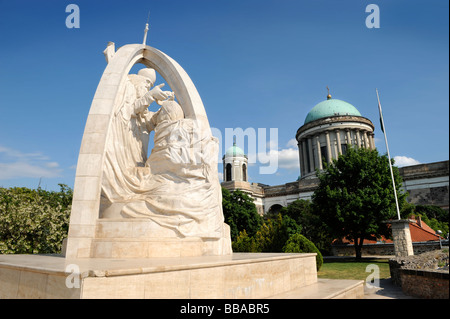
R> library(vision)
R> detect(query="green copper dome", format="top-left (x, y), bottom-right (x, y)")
top-left (304, 98), bottom-right (361, 124)
top-left (225, 143), bottom-right (245, 157)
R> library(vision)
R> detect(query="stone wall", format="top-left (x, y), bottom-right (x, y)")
top-left (399, 160), bottom-right (449, 211)
top-left (389, 249), bottom-right (449, 299)
top-left (331, 242), bottom-right (443, 256)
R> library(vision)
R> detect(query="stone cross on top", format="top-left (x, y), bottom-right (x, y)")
top-left (143, 11), bottom-right (150, 45)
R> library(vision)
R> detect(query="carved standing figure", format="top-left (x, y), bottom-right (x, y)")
top-left (101, 68), bottom-right (172, 216)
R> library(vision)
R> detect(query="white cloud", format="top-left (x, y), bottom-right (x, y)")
top-left (275, 148), bottom-right (300, 170)
top-left (286, 138), bottom-right (298, 148)
top-left (393, 156), bottom-right (421, 167)
top-left (218, 172), bottom-right (223, 182)
top-left (46, 162), bottom-right (60, 168)
top-left (251, 147), bottom-right (299, 172)
top-left (0, 162), bottom-right (62, 179)
top-left (266, 139), bottom-right (278, 150)
top-left (0, 146), bottom-right (49, 161)
top-left (0, 145), bottom-right (62, 180)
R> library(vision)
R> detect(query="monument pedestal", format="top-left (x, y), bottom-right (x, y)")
top-left (90, 219), bottom-right (232, 258)
top-left (0, 253), bottom-right (364, 299)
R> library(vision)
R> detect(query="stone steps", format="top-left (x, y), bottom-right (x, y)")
top-left (269, 278), bottom-right (365, 299)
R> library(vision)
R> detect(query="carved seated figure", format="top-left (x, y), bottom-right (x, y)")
top-left (100, 68), bottom-right (228, 244)
top-left (121, 100), bottom-right (226, 239)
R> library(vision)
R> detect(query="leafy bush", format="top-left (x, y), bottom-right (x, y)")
top-left (254, 213), bottom-right (301, 252)
top-left (232, 230), bottom-right (258, 252)
top-left (0, 185), bottom-right (72, 254)
top-left (283, 233), bottom-right (323, 271)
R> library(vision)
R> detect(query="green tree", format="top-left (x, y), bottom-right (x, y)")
top-left (280, 199), bottom-right (311, 225)
top-left (222, 188), bottom-right (263, 241)
top-left (414, 205), bottom-right (448, 223)
top-left (280, 199), bottom-right (333, 255)
top-left (311, 147), bottom-right (407, 259)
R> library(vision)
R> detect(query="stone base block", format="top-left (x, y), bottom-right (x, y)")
top-left (0, 253), bottom-right (318, 299)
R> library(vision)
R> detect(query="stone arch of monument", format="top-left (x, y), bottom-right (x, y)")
top-left (65, 43), bottom-right (218, 258)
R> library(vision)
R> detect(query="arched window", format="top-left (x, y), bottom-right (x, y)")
top-left (242, 164), bottom-right (247, 182)
top-left (268, 204), bottom-right (283, 216)
top-left (226, 163), bottom-right (232, 181)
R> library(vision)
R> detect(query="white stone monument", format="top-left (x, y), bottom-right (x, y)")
top-left (0, 37), bottom-right (364, 299)
top-left (65, 41), bottom-right (232, 258)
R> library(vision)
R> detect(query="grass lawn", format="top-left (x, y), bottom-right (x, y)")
top-left (317, 258), bottom-right (391, 281)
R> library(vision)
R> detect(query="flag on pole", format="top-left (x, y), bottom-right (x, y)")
top-left (377, 92), bottom-right (385, 133)
top-left (376, 89), bottom-right (401, 220)
top-left (379, 110), bottom-right (385, 133)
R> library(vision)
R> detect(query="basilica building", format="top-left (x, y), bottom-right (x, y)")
top-left (221, 93), bottom-right (449, 215)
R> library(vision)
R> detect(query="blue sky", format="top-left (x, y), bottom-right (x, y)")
top-left (0, 0), bottom-right (448, 191)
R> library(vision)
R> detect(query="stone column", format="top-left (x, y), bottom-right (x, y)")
top-left (390, 220), bottom-right (415, 257)
top-left (325, 131), bottom-right (332, 163)
top-left (363, 131), bottom-right (369, 149)
top-left (316, 135), bottom-right (323, 170)
top-left (336, 129), bottom-right (342, 155)
top-left (356, 130), bottom-right (361, 149)
top-left (301, 139), bottom-right (309, 174)
top-left (298, 140), bottom-right (304, 177)
top-left (346, 129), bottom-right (352, 146)
top-left (370, 133), bottom-right (376, 150)
top-left (307, 137), bottom-right (314, 172)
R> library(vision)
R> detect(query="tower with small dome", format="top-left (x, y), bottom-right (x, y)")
top-left (223, 138), bottom-right (248, 182)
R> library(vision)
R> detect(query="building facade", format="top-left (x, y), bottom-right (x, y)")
top-left (221, 93), bottom-right (449, 215)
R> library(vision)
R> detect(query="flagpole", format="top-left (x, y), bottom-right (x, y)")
top-left (376, 89), bottom-right (401, 220)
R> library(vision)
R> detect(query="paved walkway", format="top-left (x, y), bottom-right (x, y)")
top-left (363, 278), bottom-right (416, 299)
